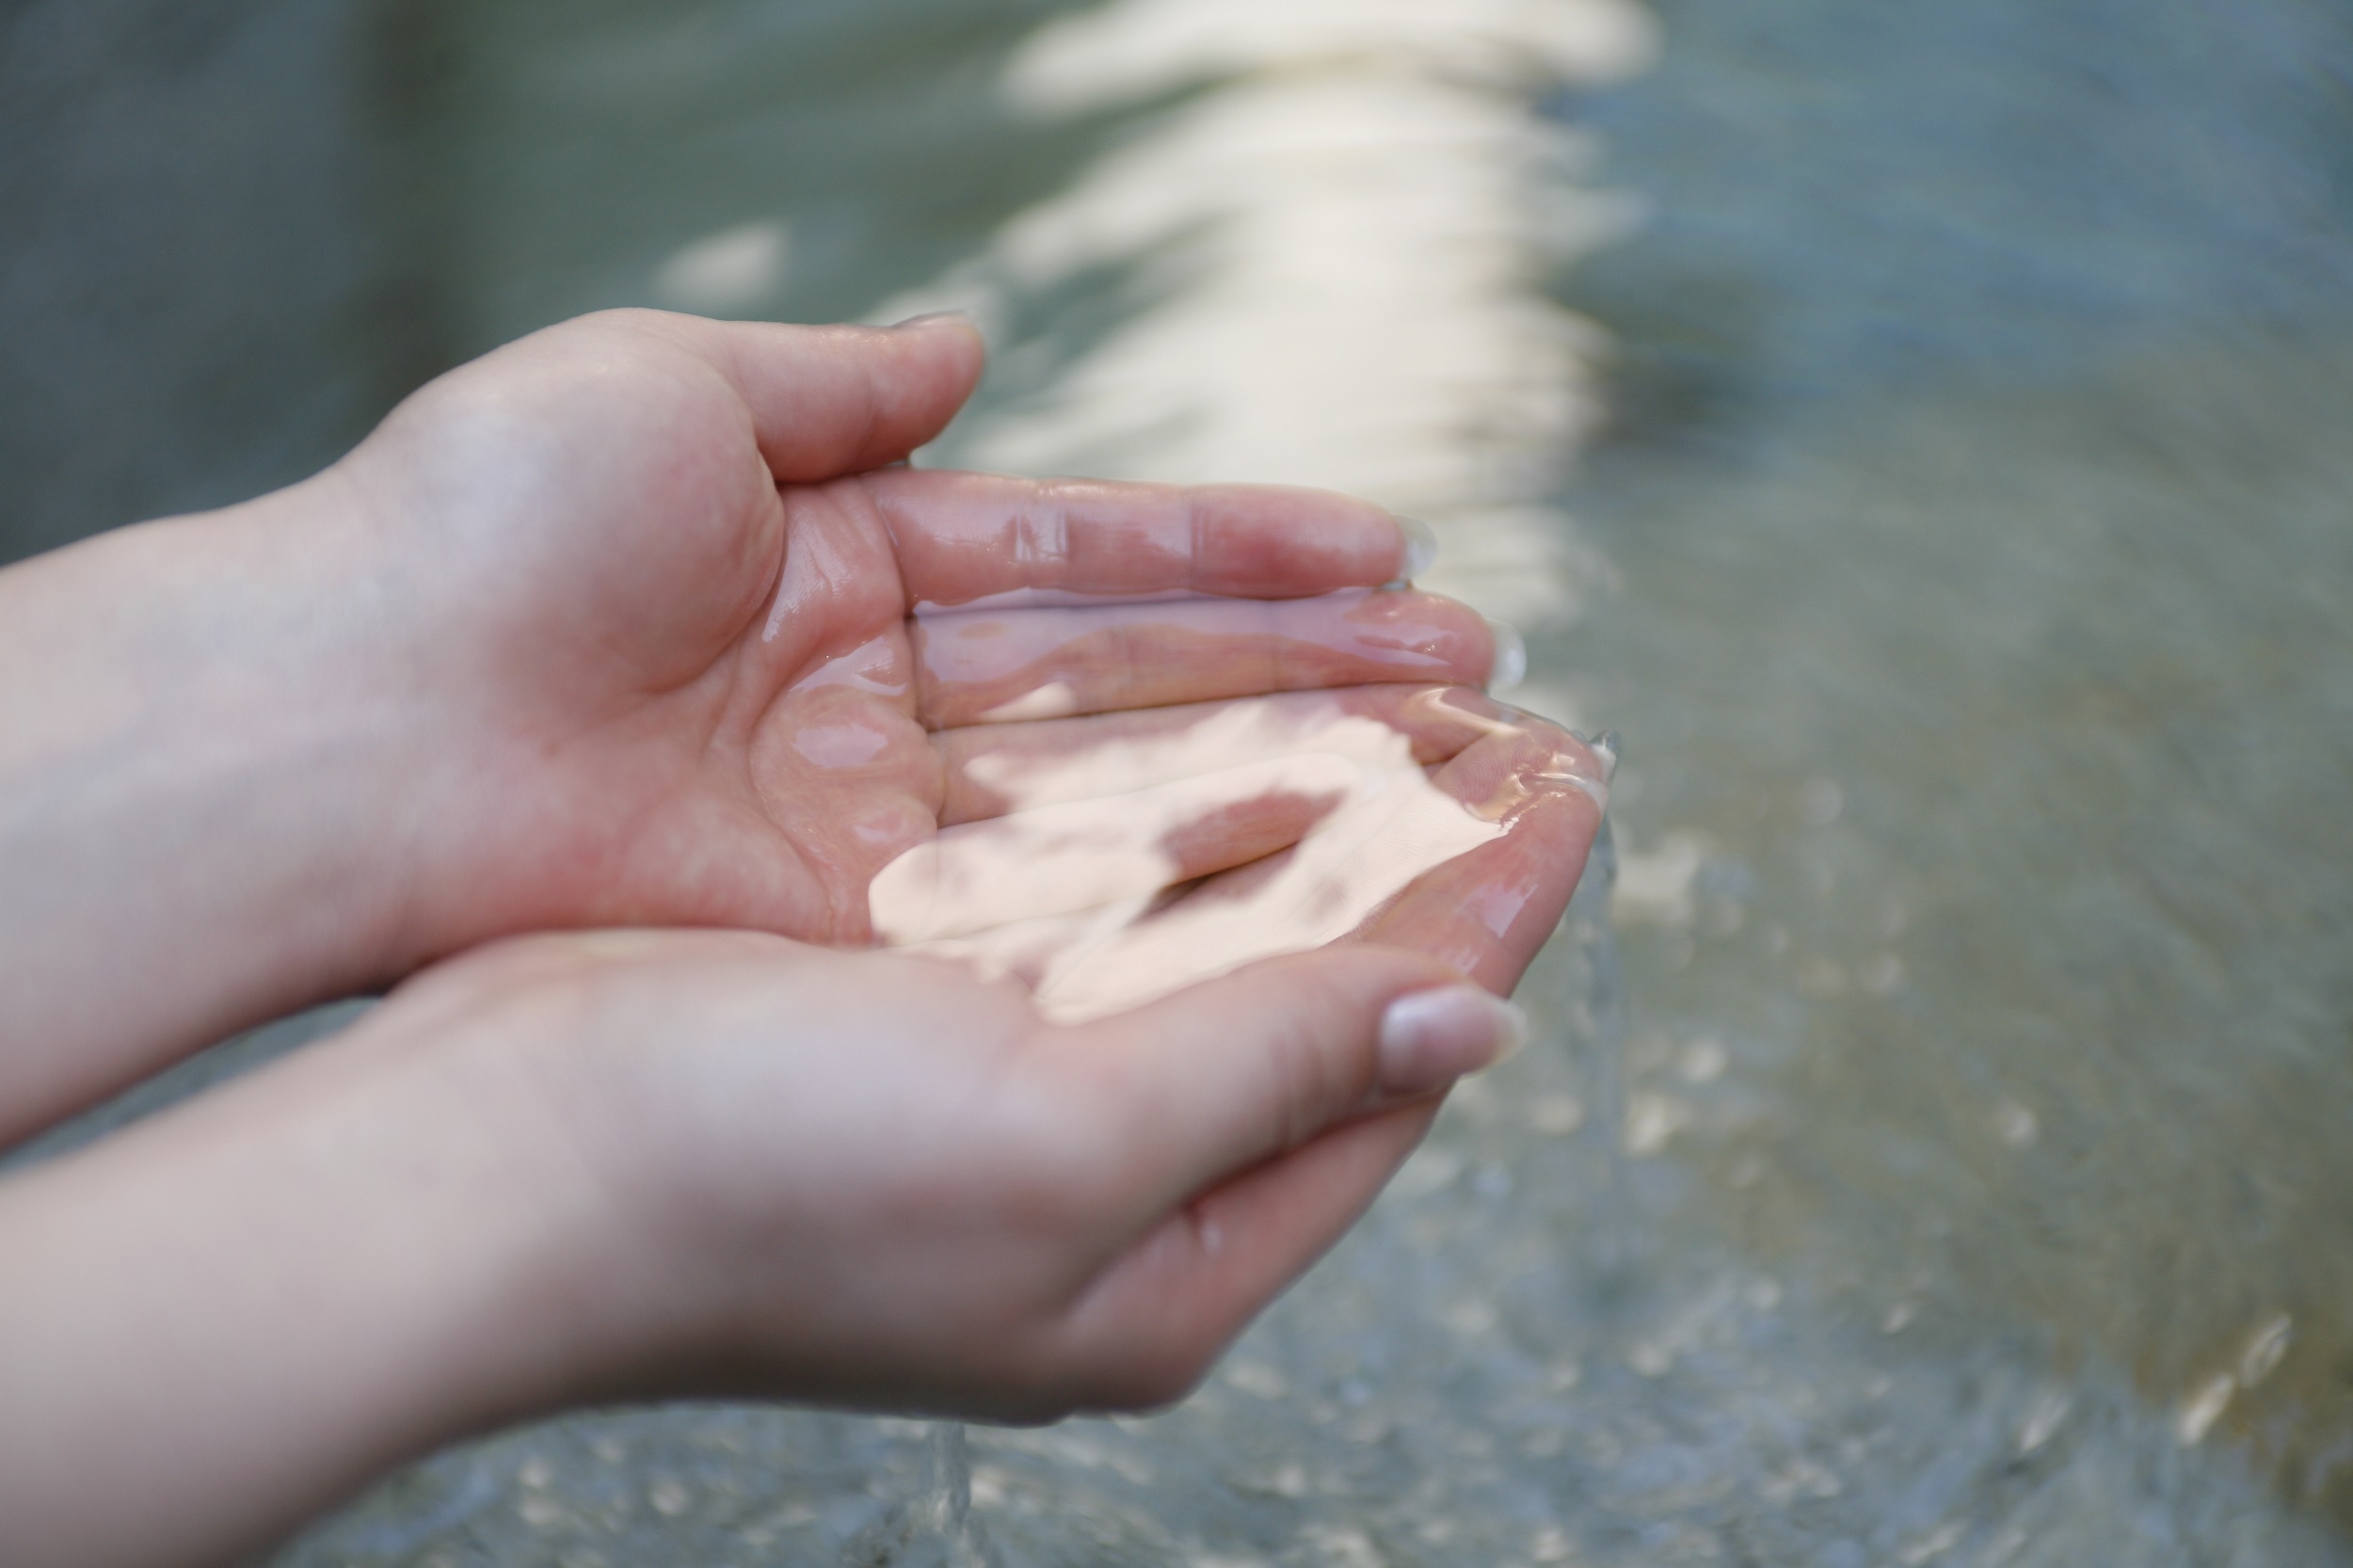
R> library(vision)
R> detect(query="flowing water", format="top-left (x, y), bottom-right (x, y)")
top-left (9, 0), bottom-right (2353, 1562)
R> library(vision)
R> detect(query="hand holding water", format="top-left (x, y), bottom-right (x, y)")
top-left (0, 310), bottom-right (1548, 1129)
top-left (0, 311), bottom-right (1603, 1568)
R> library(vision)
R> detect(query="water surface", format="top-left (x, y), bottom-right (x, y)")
top-left (21, 0), bottom-right (2353, 1561)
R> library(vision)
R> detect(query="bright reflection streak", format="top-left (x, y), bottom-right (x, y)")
top-left (869, 680), bottom-right (1605, 1021)
top-left (881, 0), bottom-right (1653, 634)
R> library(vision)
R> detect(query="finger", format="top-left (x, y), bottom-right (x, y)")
top-left (1051, 1100), bottom-right (1439, 1412)
top-left (912, 588), bottom-right (1495, 729)
top-left (859, 470), bottom-right (1421, 607)
top-left (1350, 717), bottom-right (1609, 994)
top-left (1051, 946), bottom-right (1524, 1222)
top-left (630, 312), bottom-right (986, 481)
top-left (932, 685), bottom-right (1519, 825)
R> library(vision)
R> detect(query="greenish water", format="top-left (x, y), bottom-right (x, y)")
top-left (10, 0), bottom-right (2353, 1562)
top-left (1560, 0), bottom-right (2353, 1514)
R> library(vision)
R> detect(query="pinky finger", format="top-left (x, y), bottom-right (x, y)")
top-left (1049, 1101), bottom-right (1440, 1412)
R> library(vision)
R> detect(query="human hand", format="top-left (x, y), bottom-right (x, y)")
top-left (0, 929), bottom-right (1528, 1568)
top-left (391, 930), bottom-right (1529, 1417)
top-left (0, 311), bottom-right (1539, 1131)
top-left (330, 311), bottom-right (1511, 963)
top-left (0, 305), bottom-right (1609, 1568)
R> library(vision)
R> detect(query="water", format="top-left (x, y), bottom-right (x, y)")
top-left (1558, 0), bottom-right (2353, 1522)
top-left (9, 0), bottom-right (2353, 1561)
top-left (843, 1424), bottom-right (995, 1568)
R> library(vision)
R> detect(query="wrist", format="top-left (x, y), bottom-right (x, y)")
top-left (0, 475), bottom-right (440, 1134)
top-left (0, 1000), bottom-right (623, 1568)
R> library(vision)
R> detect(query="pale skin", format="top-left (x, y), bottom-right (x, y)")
top-left (0, 312), bottom-right (1603, 1568)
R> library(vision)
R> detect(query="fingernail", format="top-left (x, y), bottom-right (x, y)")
top-left (1387, 515), bottom-right (1439, 584)
top-left (1577, 728), bottom-right (1621, 784)
top-left (892, 309), bottom-right (981, 334)
top-left (1377, 984), bottom-right (1529, 1098)
top-left (1484, 618), bottom-right (1528, 693)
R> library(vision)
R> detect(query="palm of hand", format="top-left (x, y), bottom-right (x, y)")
top-left (348, 312), bottom-right (1594, 994)
top-left (316, 311), bottom-right (1605, 1425)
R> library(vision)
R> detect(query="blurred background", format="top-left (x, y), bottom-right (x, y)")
top-left (8, 1), bottom-right (2353, 1564)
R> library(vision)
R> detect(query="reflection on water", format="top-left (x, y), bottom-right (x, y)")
top-left (1557, 0), bottom-right (2353, 1533)
top-left (874, 680), bottom-right (1602, 1020)
top-left (1570, 337), bottom-right (2353, 1531)
top-left (421, 0), bottom-right (1651, 633)
top-left (261, 0), bottom-right (2353, 1561)
top-left (886, 0), bottom-right (1653, 632)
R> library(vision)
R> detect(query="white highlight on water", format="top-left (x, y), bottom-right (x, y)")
top-left (653, 219), bottom-right (791, 312)
top-left (881, 0), bottom-right (1656, 632)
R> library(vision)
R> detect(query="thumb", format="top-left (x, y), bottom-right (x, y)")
top-left (1061, 947), bottom-right (1529, 1221)
top-left (648, 312), bottom-right (986, 482)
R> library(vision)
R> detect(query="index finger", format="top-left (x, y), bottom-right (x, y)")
top-left (858, 470), bottom-right (1419, 608)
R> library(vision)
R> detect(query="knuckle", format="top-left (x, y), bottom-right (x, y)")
top-left (1262, 999), bottom-right (1360, 1149)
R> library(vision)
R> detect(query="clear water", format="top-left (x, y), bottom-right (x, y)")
top-left (28, 0), bottom-right (2353, 1561)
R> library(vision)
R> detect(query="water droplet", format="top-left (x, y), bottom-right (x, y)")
top-left (2177, 1373), bottom-right (2235, 1446)
top-left (1993, 1102), bottom-right (2039, 1147)
top-left (2239, 1313), bottom-right (2293, 1387)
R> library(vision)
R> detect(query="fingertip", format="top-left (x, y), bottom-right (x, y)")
top-left (891, 308), bottom-right (985, 344)
top-left (702, 317), bottom-right (987, 480)
top-left (1375, 984), bottom-right (1527, 1099)
top-left (1183, 487), bottom-right (1424, 597)
top-left (1388, 515), bottom-right (1440, 584)
top-left (872, 314), bottom-right (987, 440)
top-left (1483, 618), bottom-right (1528, 693)
top-left (890, 312), bottom-right (987, 386)
top-left (888, 309), bottom-right (986, 373)
top-left (1064, 944), bottom-right (1465, 1189)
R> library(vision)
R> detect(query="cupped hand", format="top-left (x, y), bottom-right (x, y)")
top-left (0, 923), bottom-right (1531, 1568)
top-left (0, 304), bottom-right (1595, 1153)
top-left (328, 311), bottom-right (1510, 973)
top-left (0, 308), bottom-right (1614, 1568)
top-left (364, 927), bottom-right (1526, 1422)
